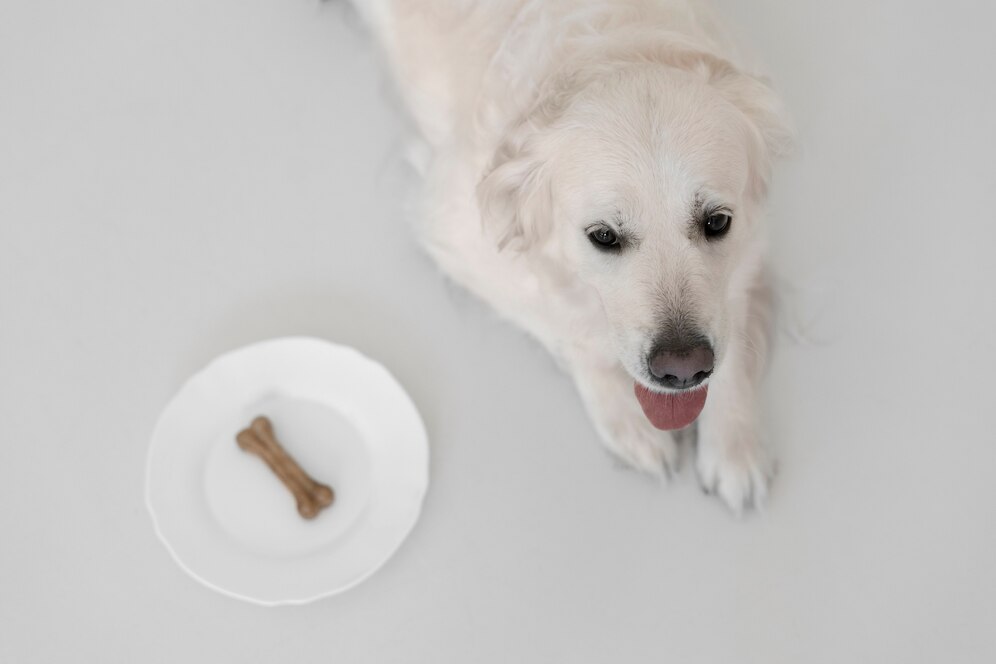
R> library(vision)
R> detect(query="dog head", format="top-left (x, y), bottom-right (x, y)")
top-left (477, 53), bottom-right (790, 408)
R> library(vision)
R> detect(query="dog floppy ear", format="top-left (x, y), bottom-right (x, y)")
top-left (708, 64), bottom-right (794, 200)
top-left (476, 120), bottom-right (554, 251)
top-left (475, 64), bottom-right (590, 252)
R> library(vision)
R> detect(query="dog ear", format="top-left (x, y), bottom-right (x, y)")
top-left (476, 149), bottom-right (552, 251)
top-left (476, 66), bottom-right (590, 252)
top-left (707, 64), bottom-right (794, 200)
top-left (476, 119), bottom-right (554, 251)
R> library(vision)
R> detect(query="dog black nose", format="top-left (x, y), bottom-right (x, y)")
top-left (648, 343), bottom-right (714, 390)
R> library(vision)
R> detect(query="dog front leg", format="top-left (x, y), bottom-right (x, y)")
top-left (696, 277), bottom-right (776, 514)
top-left (571, 356), bottom-right (681, 479)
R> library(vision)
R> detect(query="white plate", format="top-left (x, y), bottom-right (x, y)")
top-left (145, 337), bottom-right (429, 605)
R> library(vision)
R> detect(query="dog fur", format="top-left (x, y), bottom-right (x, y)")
top-left (349, 0), bottom-right (791, 512)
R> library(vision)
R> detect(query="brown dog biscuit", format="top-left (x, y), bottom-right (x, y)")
top-left (236, 416), bottom-right (335, 519)
top-left (249, 417), bottom-right (335, 509)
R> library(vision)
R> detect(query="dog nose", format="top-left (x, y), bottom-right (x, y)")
top-left (648, 343), bottom-right (714, 389)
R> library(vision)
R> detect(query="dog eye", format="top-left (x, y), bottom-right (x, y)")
top-left (588, 226), bottom-right (621, 249)
top-left (703, 211), bottom-right (732, 238)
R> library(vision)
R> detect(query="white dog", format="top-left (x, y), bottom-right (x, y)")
top-left (350, 0), bottom-right (791, 512)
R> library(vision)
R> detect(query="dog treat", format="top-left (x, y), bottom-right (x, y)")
top-left (236, 416), bottom-right (334, 519)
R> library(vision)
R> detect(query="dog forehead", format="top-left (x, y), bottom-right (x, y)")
top-left (557, 74), bottom-right (752, 203)
top-left (555, 140), bottom-right (742, 227)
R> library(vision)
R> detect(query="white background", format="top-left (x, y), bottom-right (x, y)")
top-left (2, 1), bottom-right (995, 662)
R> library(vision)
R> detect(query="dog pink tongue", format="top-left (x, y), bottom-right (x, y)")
top-left (634, 383), bottom-right (708, 430)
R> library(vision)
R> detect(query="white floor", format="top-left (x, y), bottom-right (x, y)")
top-left (2, 1), bottom-right (995, 662)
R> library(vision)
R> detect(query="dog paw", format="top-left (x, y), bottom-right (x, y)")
top-left (696, 434), bottom-right (775, 515)
top-left (601, 413), bottom-right (680, 479)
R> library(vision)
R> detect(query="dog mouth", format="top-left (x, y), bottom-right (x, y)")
top-left (633, 382), bottom-right (708, 430)
top-left (631, 338), bottom-right (715, 430)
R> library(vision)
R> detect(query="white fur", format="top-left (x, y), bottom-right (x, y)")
top-left (351, 0), bottom-right (791, 513)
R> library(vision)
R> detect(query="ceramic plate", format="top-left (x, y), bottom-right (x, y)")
top-left (146, 337), bottom-right (429, 605)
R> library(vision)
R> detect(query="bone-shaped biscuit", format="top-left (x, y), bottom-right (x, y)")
top-left (236, 416), bottom-right (335, 519)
